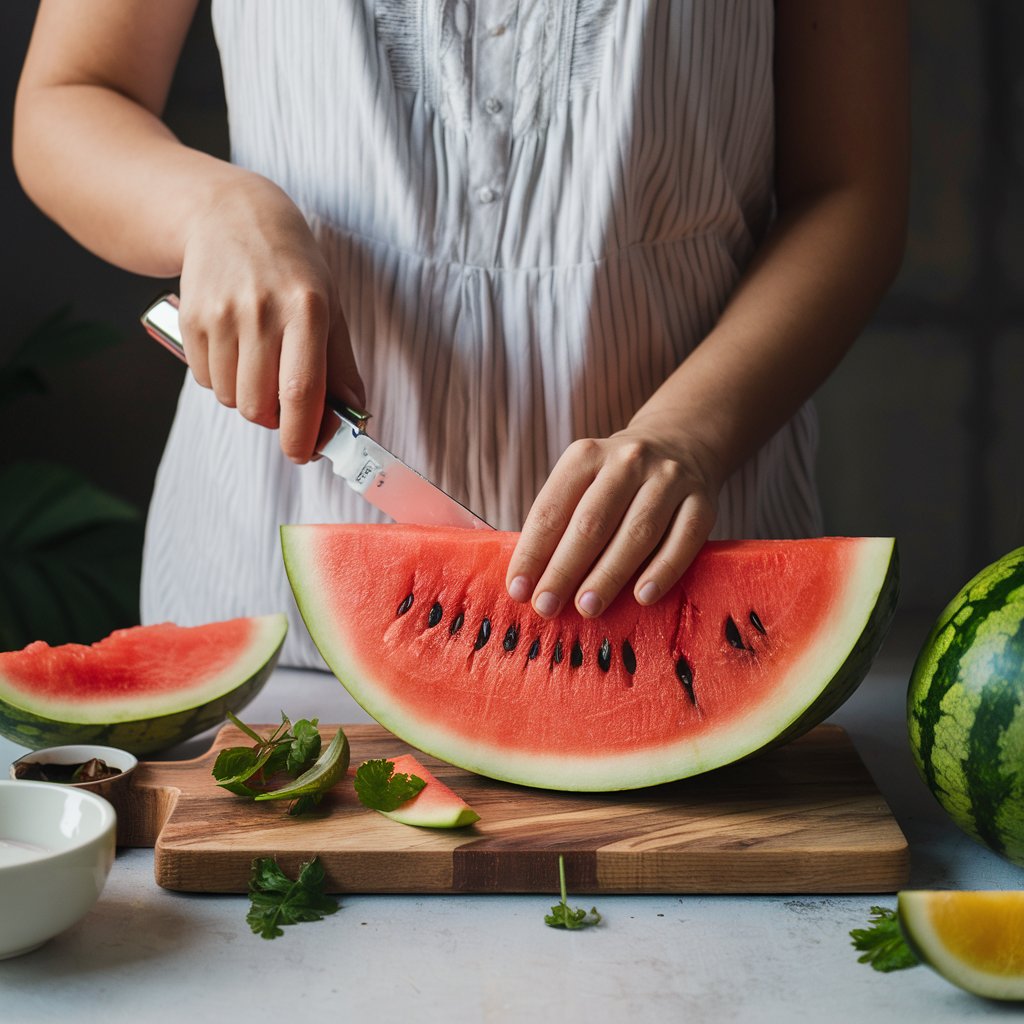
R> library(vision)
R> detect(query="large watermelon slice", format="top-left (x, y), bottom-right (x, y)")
top-left (282, 525), bottom-right (897, 791)
top-left (0, 615), bottom-right (287, 755)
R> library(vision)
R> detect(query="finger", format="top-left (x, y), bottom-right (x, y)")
top-left (572, 477), bottom-right (680, 617)
top-left (325, 297), bottom-right (366, 412)
top-left (633, 492), bottom-right (717, 606)
top-left (530, 476), bottom-right (640, 617)
top-left (277, 294), bottom-right (328, 462)
top-left (235, 311), bottom-right (282, 431)
top-left (506, 439), bottom-right (602, 609)
top-left (177, 301), bottom-right (212, 390)
top-left (206, 319), bottom-right (239, 409)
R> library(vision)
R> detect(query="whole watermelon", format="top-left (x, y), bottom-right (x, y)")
top-left (908, 546), bottom-right (1024, 867)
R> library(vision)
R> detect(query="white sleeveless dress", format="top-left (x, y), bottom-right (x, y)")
top-left (142, 0), bottom-right (823, 668)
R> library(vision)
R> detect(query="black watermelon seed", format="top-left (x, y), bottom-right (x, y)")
top-left (725, 616), bottom-right (746, 650)
top-left (474, 618), bottom-right (492, 650)
top-left (527, 637), bottom-right (541, 661)
top-left (676, 655), bottom-right (696, 704)
top-left (622, 640), bottom-right (637, 675)
top-left (450, 611), bottom-right (465, 635)
top-left (427, 602), bottom-right (443, 628)
top-left (570, 640), bottom-right (584, 668)
top-left (397, 593), bottom-right (414, 617)
top-left (749, 609), bottom-right (766, 634)
top-left (503, 624), bottom-right (520, 652)
top-left (598, 638), bottom-right (612, 672)
top-left (552, 639), bottom-right (564, 665)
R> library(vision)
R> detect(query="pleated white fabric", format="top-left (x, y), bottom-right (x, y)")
top-left (142, 0), bottom-right (823, 668)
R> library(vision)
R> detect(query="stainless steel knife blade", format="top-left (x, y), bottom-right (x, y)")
top-left (141, 293), bottom-right (493, 530)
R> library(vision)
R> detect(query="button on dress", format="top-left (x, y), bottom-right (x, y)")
top-left (142, 0), bottom-right (824, 668)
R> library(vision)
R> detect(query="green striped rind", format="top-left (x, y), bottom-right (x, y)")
top-left (0, 616), bottom-right (287, 756)
top-left (767, 540), bottom-right (900, 750)
top-left (908, 546), bottom-right (1024, 866)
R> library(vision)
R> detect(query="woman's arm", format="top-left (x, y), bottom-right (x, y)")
top-left (13, 0), bottom-right (363, 460)
top-left (507, 0), bottom-right (910, 619)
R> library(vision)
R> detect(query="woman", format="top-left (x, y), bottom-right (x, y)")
top-left (13, 1), bottom-right (908, 667)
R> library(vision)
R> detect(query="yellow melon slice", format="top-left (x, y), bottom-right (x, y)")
top-left (898, 891), bottom-right (1024, 1001)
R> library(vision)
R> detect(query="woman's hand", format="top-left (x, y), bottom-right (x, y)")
top-left (506, 419), bottom-right (721, 619)
top-left (178, 174), bottom-right (365, 463)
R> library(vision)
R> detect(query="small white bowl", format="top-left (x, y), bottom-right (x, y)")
top-left (0, 779), bottom-right (116, 959)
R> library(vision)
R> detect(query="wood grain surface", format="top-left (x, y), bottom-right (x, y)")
top-left (117, 723), bottom-right (909, 894)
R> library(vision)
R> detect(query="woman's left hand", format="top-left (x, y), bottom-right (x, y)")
top-left (505, 422), bottom-right (721, 619)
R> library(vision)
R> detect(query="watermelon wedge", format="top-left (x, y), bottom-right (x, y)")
top-left (0, 615), bottom-right (288, 755)
top-left (282, 525), bottom-right (898, 791)
top-left (371, 753), bottom-right (480, 828)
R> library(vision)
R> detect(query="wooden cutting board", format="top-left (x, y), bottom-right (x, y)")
top-left (118, 723), bottom-right (908, 894)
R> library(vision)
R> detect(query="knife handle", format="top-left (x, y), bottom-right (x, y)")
top-left (140, 292), bottom-right (372, 432)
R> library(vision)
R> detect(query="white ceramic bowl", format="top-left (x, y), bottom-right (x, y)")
top-left (0, 779), bottom-right (116, 959)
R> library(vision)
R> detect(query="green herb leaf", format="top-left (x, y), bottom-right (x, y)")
top-left (544, 855), bottom-right (601, 930)
top-left (287, 718), bottom-right (322, 776)
top-left (850, 906), bottom-right (920, 972)
top-left (211, 747), bottom-right (264, 797)
top-left (246, 857), bottom-right (339, 940)
top-left (353, 758), bottom-right (427, 812)
top-left (254, 728), bottom-right (350, 806)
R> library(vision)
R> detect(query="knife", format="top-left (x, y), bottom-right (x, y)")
top-left (141, 293), bottom-right (493, 530)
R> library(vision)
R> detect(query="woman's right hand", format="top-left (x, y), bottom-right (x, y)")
top-left (177, 173), bottom-right (365, 463)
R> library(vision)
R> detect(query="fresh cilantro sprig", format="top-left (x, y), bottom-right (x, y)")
top-left (246, 857), bottom-right (339, 939)
top-left (545, 855), bottom-right (601, 930)
top-left (354, 758), bottom-right (426, 811)
top-left (850, 906), bottom-right (920, 972)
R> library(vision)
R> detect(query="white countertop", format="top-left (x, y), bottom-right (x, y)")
top-left (2, 616), bottom-right (1021, 1024)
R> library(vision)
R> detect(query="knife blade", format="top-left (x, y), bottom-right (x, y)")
top-left (140, 293), bottom-right (494, 530)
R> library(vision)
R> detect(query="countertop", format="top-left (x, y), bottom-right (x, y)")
top-left (2, 614), bottom-right (1022, 1024)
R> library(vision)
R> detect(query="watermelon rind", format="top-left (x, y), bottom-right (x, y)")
top-left (282, 526), bottom-right (898, 792)
top-left (898, 890), bottom-right (1024, 1001)
top-left (0, 615), bottom-right (288, 756)
top-left (376, 754), bottom-right (480, 829)
top-left (907, 546), bottom-right (1024, 867)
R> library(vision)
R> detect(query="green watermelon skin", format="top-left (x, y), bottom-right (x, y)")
top-left (908, 546), bottom-right (1024, 867)
top-left (283, 525), bottom-right (899, 792)
top-left (0, 615), bottom-right (287, 755)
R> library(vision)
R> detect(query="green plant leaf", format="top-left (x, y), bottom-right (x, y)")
top-left (0, 307), bottom-right (124, 407)
top-left (0, 461), bottom-right (141, 650)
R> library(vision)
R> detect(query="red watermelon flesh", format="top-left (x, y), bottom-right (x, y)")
top-left (377, 753), bottom-right (480, 828)
top-left (0, 615), bottom-right (288, 754)
top-left (282, 525), bottom-right (897, 791)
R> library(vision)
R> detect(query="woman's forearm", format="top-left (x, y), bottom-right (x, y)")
top-left (13, 80), bottom-right (254, 278)
top-left (628, 180), bottom-right (908, 487)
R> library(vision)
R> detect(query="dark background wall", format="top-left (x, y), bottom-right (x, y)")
top-left (2, 2), bottom-right (1021, 621)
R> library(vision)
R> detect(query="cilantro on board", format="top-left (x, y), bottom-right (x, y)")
top-left (353, 758), bottom-right (426, 811)
top-left (850, 906), bottom-right (920, 972)
top-left (545, 855), bottom-right (601, 930)
top-left (246, 857), bottom-right (339, 940)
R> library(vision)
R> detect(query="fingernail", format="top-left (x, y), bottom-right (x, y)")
top-left (534, 591), bottom-right (560, 618)
top-left (578, 591), bottom-right (603, 617)
top-left (508, 575), bottom-right (532, 602)
top-left (637, 581), bottom-right (660, 604)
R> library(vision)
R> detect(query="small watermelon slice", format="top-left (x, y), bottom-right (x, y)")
top-left (0, 615), bottom-right (287, 755)
top-left (898, 890), bottom-right (1024, 1001)
top-left (281, 525), bottom-right (898, 791)
top-left (372, 753), bottom-right (480, 828)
